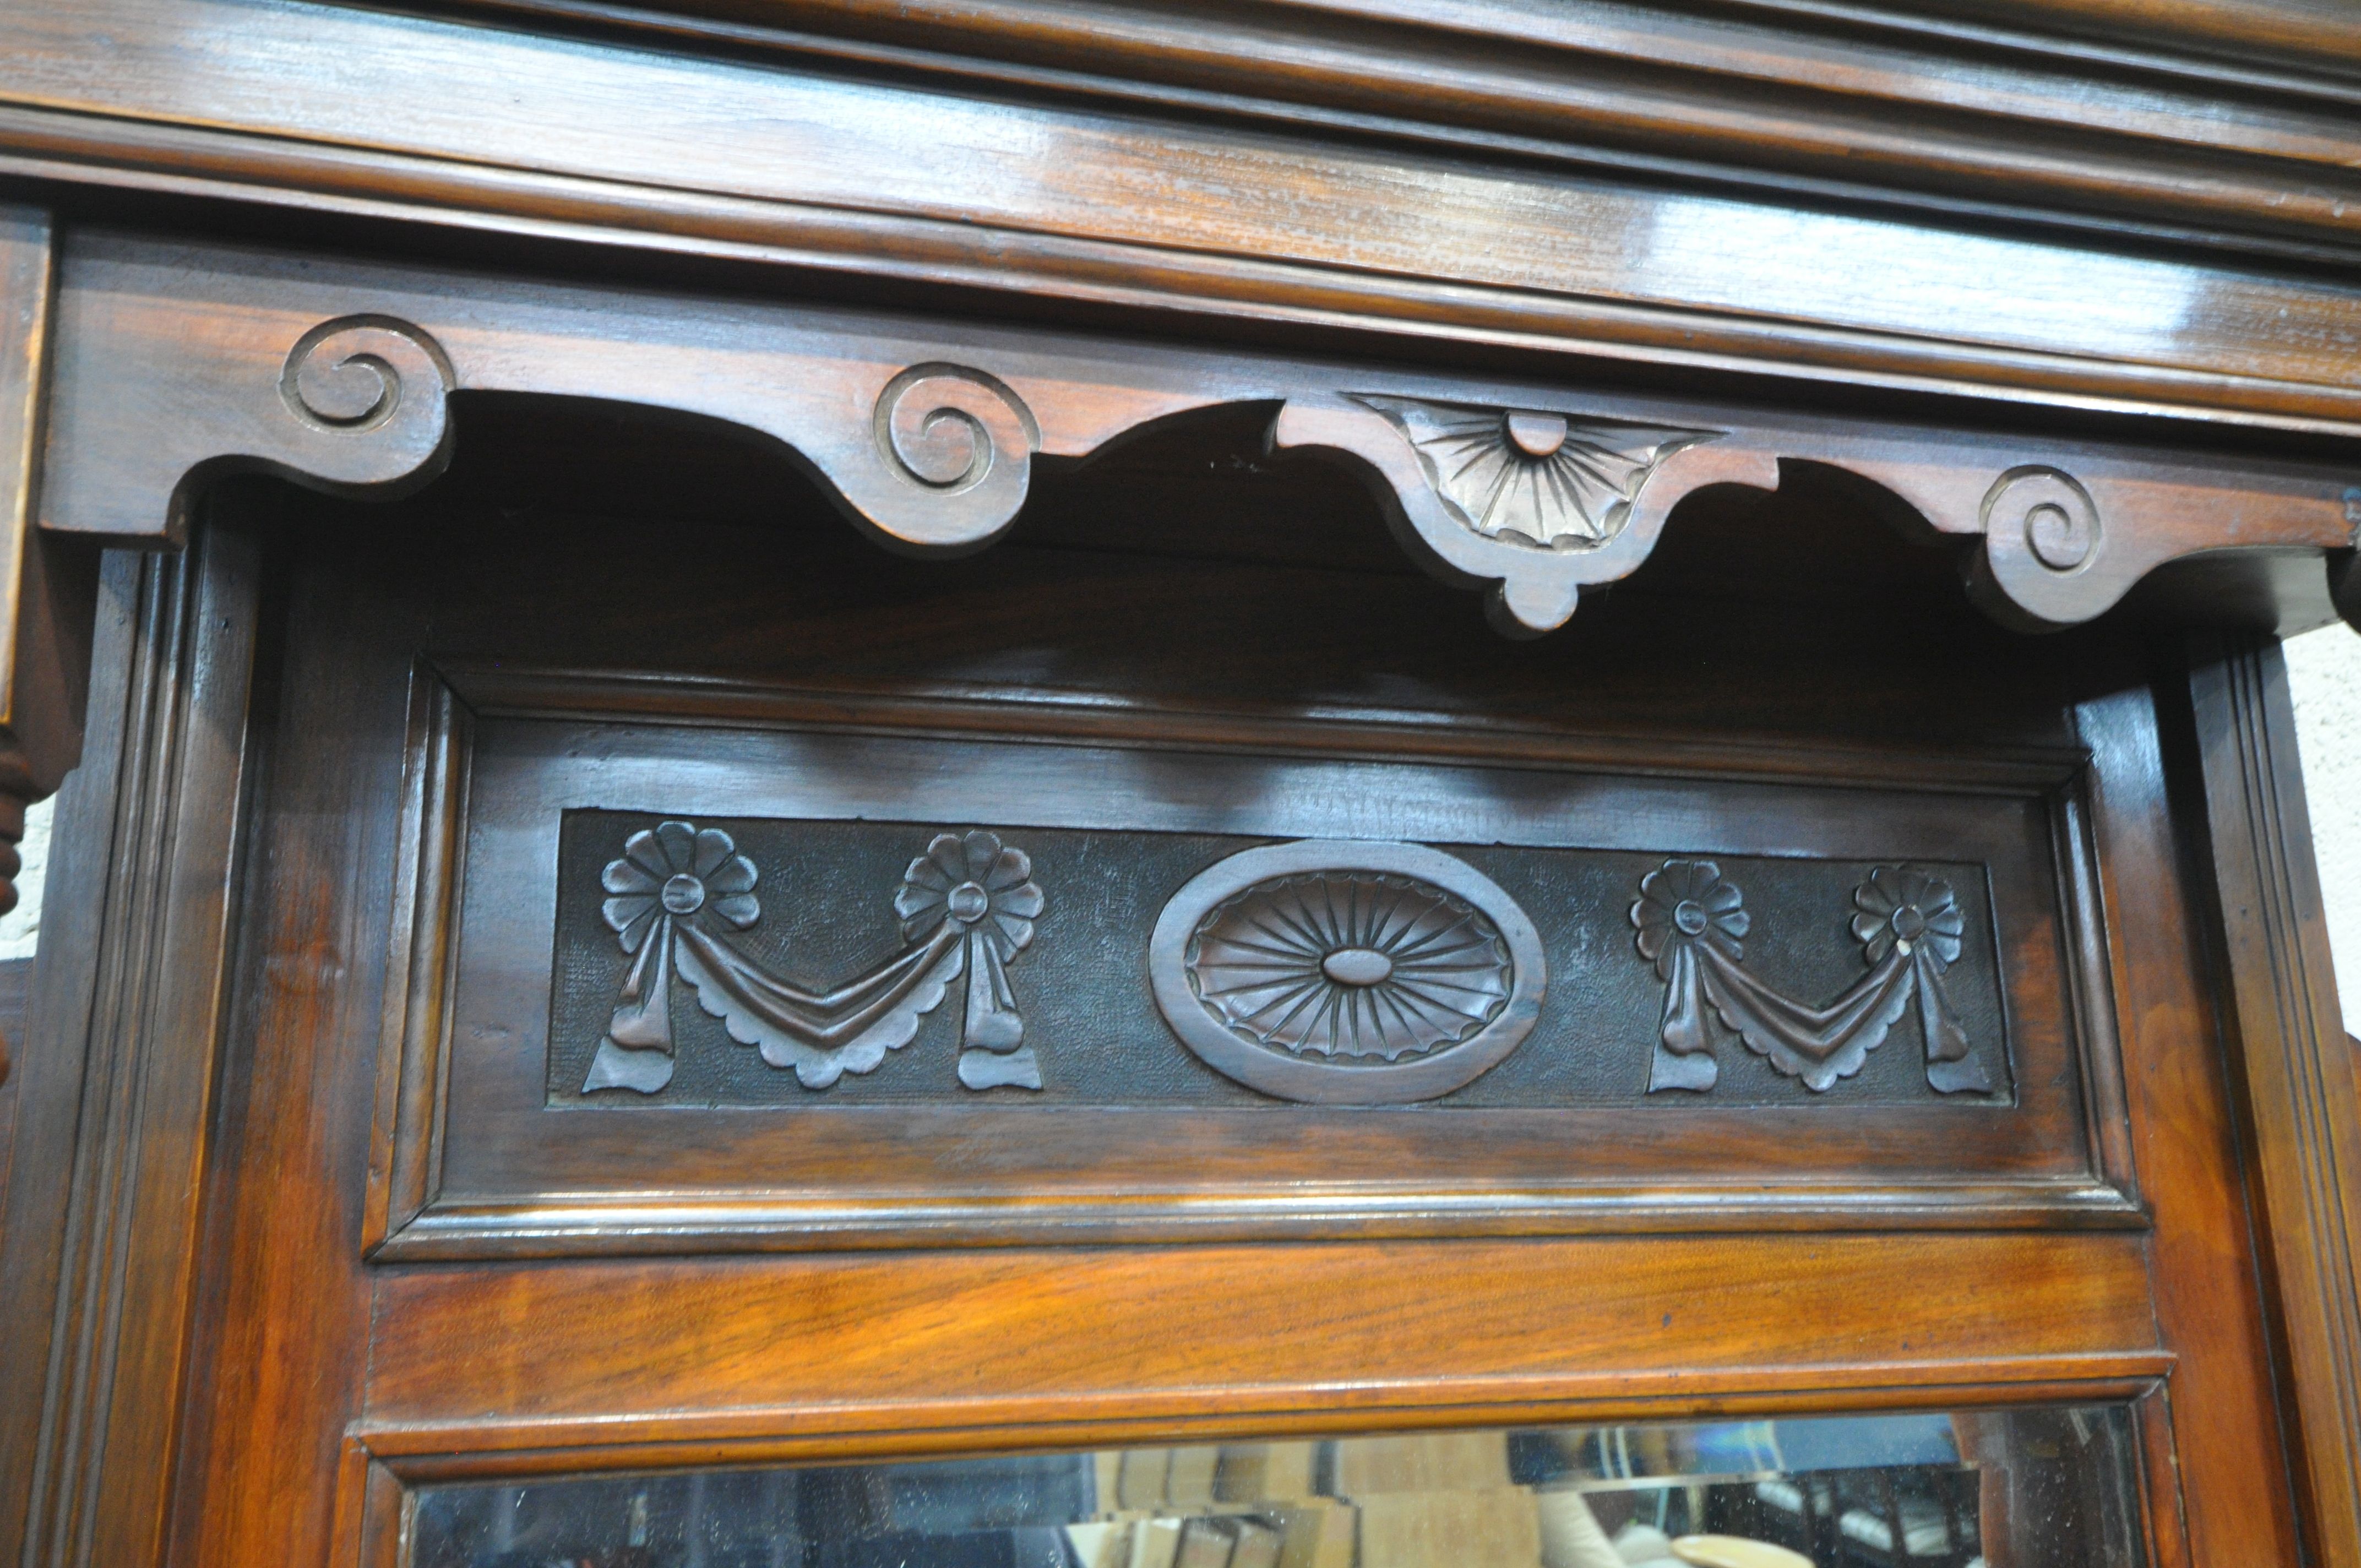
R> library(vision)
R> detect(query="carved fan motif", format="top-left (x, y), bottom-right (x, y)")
top-left (1185, 871), bottom-right (1513, 1060)
top-left (1354, 395), bottom-right (1715, 548)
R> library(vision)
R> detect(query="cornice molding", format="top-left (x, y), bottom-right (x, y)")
top-left (13, 8), bottom-right (2361, 451)
top-left (387, 0), bottom-right (2361, 258)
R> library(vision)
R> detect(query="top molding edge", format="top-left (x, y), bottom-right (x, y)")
top-left (385, 0), bottom-right (2361, 262)
top-left (13, 0), bottom-right (2361, 446)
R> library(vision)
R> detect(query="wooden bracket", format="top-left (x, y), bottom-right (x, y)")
top-left (35, 227), bottom-right (2360, 648)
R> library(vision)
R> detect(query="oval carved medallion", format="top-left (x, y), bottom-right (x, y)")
top-left (1149, 840), bottom-right (1546, 1103)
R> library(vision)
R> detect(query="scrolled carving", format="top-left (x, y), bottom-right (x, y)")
top-left (820, 362), bottom-right (1046, 553)
top-left (1966, 464), bottom-right (2128, 630)
top-left (876, 363), bottom-right (1031, 494)
top-left (582, 820), bottom-right (1048, 1096)
top-left (1984, 465), bottom-right (2100, 575)
top-left (279, 314), bottom-right (452, 435)
top-left (1150, 840), bottom-right (1545, 1103)
top-left (1632, 858), bottom-right (1993, 1096)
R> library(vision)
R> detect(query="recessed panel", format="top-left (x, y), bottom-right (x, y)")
top-left (371, 674), bottom-right (2125, 1253)
top-left (546, 811), bottom-right (2012, 1109)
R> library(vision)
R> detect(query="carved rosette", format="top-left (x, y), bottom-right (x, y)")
top-left (894, 830), bottom-right (1048, 1090)
top-left (1150, 841), bottom-right (1546, 1103)
top-left (1185, 872), bottom-right (1513, 1060)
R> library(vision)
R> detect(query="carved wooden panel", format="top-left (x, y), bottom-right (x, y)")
top-left (547, 813), bottom-right (2014, 1110)
top-left (371, 665), bottom-right (2124, 1255)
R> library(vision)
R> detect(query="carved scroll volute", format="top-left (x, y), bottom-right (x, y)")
top-left (812, 363), bottom-right (1039, 553)
top-left (1269, 395), bottom-right (1776, 635)
top-left (1840, 456), bottom-right (2358, 634)
top-left (41, 308), bottom-right (459, 545)
top-left (1968, 465), bottom-right (2114, 631)
top-left (265, 316), bottom-right (456, 502)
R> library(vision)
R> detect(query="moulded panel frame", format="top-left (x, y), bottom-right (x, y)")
top-left (364, 660), bottom-right (2143, 1258)
top-left (327, 1377), bottom-right (2193, 1568)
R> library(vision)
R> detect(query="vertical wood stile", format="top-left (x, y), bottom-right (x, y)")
top-left (2188, 633), bottom-right (2361, 1568)
top-left (11, 526), bottom-right (260, 1568)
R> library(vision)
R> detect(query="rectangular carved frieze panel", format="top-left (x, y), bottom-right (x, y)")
top-left (372, 670), bottom-right (2126, 1254)
top-left (547, 813), bottom-right (2014, 1110)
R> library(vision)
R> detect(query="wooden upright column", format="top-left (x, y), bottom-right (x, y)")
top-left (0, 205), bottom-right (93, 1077)
top-left (2189, 634), bottom-right (2361, 1568)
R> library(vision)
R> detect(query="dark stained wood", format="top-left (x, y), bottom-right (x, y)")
top-left (0, 206), bottom-right (96, 1080)
top-left (102, 445), bottom-right (2307, 1564)
top-left (378, 644), bottom-right (2124, 1254)
top-left (14, 1), bottom-right (2361, 435)
top-left (2077, 669), bottom-right (2305, 1568)
top-left (430, 0), bottom-right (2361, 260)
top-left (0, 1), bottom-right (2356, 1560)
top-left (2, 527), bottom-right (262, 1568)
top-left (0, 549), bottom-right (143, 1565)
top-left (2182, 634), bottom-right (2361, 1568)
top-left (168, 501), bottom-right (421, 1568)
top-left (31, 230), bottom-right (2361, 638)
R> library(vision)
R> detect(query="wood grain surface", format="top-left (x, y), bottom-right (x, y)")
top-left (98, 443), bottom-right (2305, 1564)
top-left (15, 0), bottom-right (2361, 433)
top-left (0, 2), bottom-right (2354, 1549)
top-left (31, 230), bottom-right (2361, 641)
top-left (2183, 636), bottom-right (2361, 1568)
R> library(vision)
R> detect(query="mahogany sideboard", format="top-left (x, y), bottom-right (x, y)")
top-left (1, 2), bottom-right (2359, 1566)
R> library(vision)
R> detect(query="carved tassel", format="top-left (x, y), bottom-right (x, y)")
top-left (582, 913), bottom-right (678, 1093)
top-left (958, 931), bottom-right (1042, 1090)
top-left (1648, 941), bottom-right (1718, 1092)
top-left (1914, 950), bottom-right (1990, 1094)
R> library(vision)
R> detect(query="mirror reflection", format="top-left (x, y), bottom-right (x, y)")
top-left (411, 1406), bottom-right (2140, 1568)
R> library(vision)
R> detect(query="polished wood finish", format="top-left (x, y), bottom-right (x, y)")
top-left (372, 542), bottom-right (2131, 1254)
top-left (97, 452), bottom-right (2291, 1566)
top-left (2079, 671), bottom-right (2305, 1568)
top-left (15, 2), bottom-right (2361, 434)
top-left (0, 531), bottom-right (261, 1568)
top-left (0, 548), bottom-right (168, 1560)
top-left (2184, 635), bottom-right (2361, 1568)
top-left (0, 1), bottom-right (2357, 1563)
top-left (0, 208), bottom-right (94, 1074)
top-left (30, 230), bottom-right (2361, 638)
top-left (357, 1234), bottom-right (2170, 1460)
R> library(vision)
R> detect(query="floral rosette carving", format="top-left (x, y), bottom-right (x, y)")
top-left (1851, 867), bottom-right (1984, 1093)
top-left (1630, 860), bottom-right (1752, 1091)
top-left (1630, 857), bottom-right (1989, 1095)
top-left (1185, 870), bottom-right (1512, 1061)
top-left (603, 820), bottom-right (761, 950)
top-left (581, 820), bottom-right (1047, 1096)
top-left (893, 830), bottom-right (1047, 1089)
